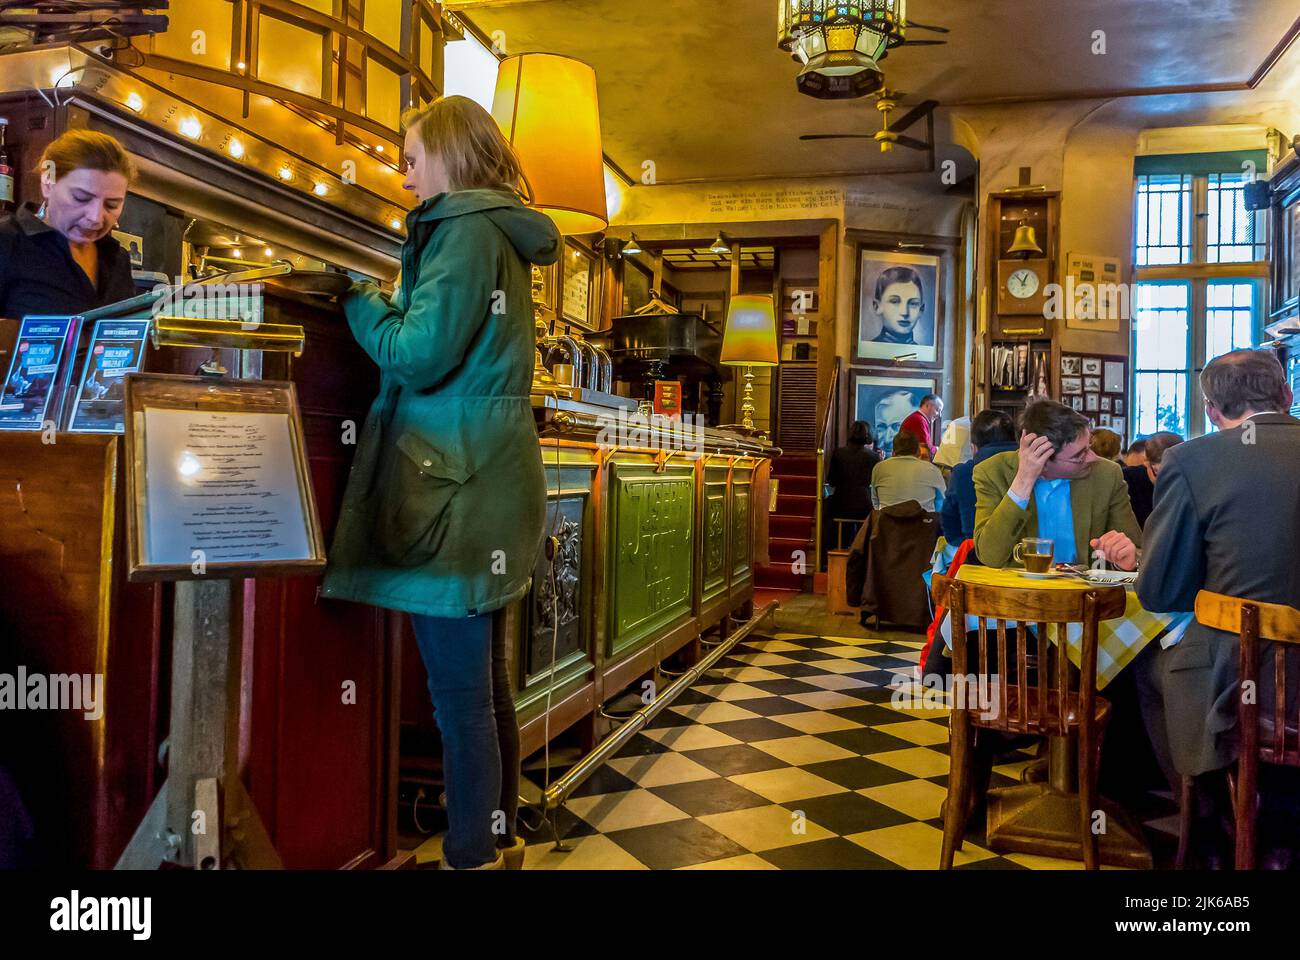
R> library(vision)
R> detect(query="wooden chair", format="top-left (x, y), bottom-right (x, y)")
top-left (931, 574), bottom-right (1126, 870)
top-left (1178, 591), bottom-right (1300, 870)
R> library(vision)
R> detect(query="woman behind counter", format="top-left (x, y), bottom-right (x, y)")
top-left (322, 96), bottom-right (560, 870)
top-left (0, 129), bottom-right (137, 317)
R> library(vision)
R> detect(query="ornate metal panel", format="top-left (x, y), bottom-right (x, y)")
top-left (607, 461), bottom-right (695, 658)
top-left (701, 462), bottom-right (729, 604)
top-left (729, 463), bottom-right (755, 585)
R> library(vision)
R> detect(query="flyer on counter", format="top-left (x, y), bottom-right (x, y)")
top-left (68, 320), bottom-right (151, 433)
top-left (0, 316), bottom-right (75, 431)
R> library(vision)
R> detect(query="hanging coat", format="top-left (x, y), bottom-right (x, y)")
top-left (847, 500), bottom-right (941, 629)
top-left (321, 188), bottom-right (561, 618)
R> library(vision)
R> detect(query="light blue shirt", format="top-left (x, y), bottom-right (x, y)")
top-left (1007, 478), bottom-right (1077, 564)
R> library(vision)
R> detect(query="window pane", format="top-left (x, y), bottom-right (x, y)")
top-left (1206, 173), bottom-right (1267, 263)
top-left (1134, 174), bottom-right (1191, 266)
top-left (1203, 280), bottom-right (1259, 433)
top-left (1133, 282), bottom-right (1190, 436)
top-left (1133, 282), bottom-right (1189, 371)
top-left (1134, 372), bottom-right (1188, 436)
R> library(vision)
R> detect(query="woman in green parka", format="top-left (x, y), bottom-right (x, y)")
top-left (322, 96), bottom-right (560, 870)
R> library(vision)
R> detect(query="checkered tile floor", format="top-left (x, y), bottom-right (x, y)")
top-left (412, 594), bottom-right (1180, 870)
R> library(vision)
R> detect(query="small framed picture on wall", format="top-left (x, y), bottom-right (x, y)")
top-left (1085, 393), bottom-right (1100, 412)
top-left (1114, 398), bottom-right (1124, 416)
top-left (1062, 377), bottom-right (1082, 394)
top-left (1061, 356), bottom-right (1081, 376)
top-left (1084, 377), bottom-right (1101, 393)
top-left (1070, 396), bottom-right (1084, 412)
top-left (1082, 357), bottom-right (1102, 376)
top-left (854, 247), bottom-right (943, 366)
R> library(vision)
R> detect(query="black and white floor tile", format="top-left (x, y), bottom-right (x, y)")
top-left (412, 594), bottom-right (1180, 870)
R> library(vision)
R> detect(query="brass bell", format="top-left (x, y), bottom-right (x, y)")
top-left (1008, 221), bottom-right (1043, 256)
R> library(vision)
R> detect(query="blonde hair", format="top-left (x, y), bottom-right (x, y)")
top-left (40, 129), bottom-right (136, 183)
top-left (1089, 428), bottom-right (1122, 461)
top-left (402, 96), bottom-right (531, 200)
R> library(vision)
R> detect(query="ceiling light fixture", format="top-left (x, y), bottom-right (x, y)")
top-left (777, 0), bottom-right (907, 99)
top-left (228, 138), bottom-right (245, 159)
top-left (313, 182), bottom-right (328, 196)
top-left (179, 117), bottom-right (202, 139)
top-left (709, 232), bottom-right (731, 255)
top-left (623, 234), bottom-right (643, 255)
top-left (278, 166), bottom-right (293, 181)
top-left (125, 92), bottom-right (144, 112)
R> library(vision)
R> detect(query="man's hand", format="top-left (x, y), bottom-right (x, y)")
top-left (1090, 531), bottom-right (1138, 571)
top-left (1009, 432), bottom-right (1054, 503)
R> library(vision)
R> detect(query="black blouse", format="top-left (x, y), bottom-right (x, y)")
top-left (0, 205), bottom-right (137, 319)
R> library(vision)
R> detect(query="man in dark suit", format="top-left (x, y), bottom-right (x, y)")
top-left (1122, 431), bottom-right (1182, 528)
top-left (940, 409), bottom-right (1016, 549)
top-left (1136, 349), bottom-right (1300, 866)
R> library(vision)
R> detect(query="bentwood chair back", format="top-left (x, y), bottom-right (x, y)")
top-left (1192, 591), bottom-right (1300, 870)
top-left (931, 574), bottom-right (1126, 870)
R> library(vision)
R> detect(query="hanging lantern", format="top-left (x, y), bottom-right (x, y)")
top-left (777, 1), bottom-right (908, 99)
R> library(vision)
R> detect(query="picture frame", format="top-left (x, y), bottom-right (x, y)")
top-left (1114, 398), bottom-right (1124, 416)
top-left (560, 239), bottom-right (600, 331)
top-left (1061, 356), bottom-right (1081, 376)
top-left (1084, 376), bottom-right (1101, 393)
top-left (1101, 396), bottom-right (1112, 412)
top-left (1103, 360), bottom-right (1125, 394)
top-left (1070, 396), bottom-right (1084, 412)
top-left (853, 247), bottom-right (943, 366)
top-left (1099, 413), bottom-right (1112, 427)
top-left (1082, 357), bottom-right (1102, 376)
top-left (1061, 376), bottom-right (1082, 394)
top-left (850, 369), bottom-right (939, 457)
top-left (1085, 393), bottom-right (1100, 412)
top-left (123, 373), bottom-right (327, 582)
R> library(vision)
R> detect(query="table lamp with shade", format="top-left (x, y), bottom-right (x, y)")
top-left (720, 294), bottom-right (779, 433)
top-left (491, 52), bottom-right (608, 393)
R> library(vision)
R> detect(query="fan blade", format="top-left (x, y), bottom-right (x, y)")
top-left (895, 135), bottom-right (930, 151)
top-left (883, 99), bottom-right (938, 135)
top-left (800, 133), bottom-right (876, 141)
top-left (900, 39), bottom-right (947, 46)
top-left (906, 20), bottom-right (950, 33)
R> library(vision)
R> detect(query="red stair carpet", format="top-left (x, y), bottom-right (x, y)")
top-left (756, 452), bottom-right (818, 592)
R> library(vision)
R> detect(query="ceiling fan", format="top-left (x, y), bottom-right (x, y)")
top-left (800, 89), bottom-right (939, 154)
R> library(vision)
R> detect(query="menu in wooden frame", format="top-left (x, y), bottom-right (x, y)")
top-left (123, 373), bottom-right (326, 581)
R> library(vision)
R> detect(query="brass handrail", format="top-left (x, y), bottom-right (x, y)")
top-left (813, 358), bottom-right (842, 574)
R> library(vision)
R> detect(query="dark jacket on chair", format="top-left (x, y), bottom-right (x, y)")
top-left (846, 500), bottom-right (941, 629)
top-left (1136, 413), bottom-right (1300, 777)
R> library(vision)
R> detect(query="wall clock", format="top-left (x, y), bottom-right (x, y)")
top-left (997, 258), bottom-right (1049, 315)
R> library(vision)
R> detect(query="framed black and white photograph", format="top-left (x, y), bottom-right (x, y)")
top-left (560, 239), bottom-right (600, 331)
top-left (1103, 360), bottom-right (1125, 393)
top-left (1114, 398), bottom-right (1124, 416)
top-left (1061, 356), bottom-right (1081, 376)
top-left (850, 370), bottom-right (939, 458)
top-left (854, 247), bottom-right (942, 365)
top-left (1085, 393), bottom-right (1100, 412)
top-left (1099, 413), bottom-right (1112, 427)
top-left (1084, 376), bottom-right (1101, 393)
top-left (1101, 396), bottom-right (1112, 412)
top-left (1082, 357), bottom-right (1102, 376)
top-left (1070, 396), bottom-right (1084, 412)
top-left (1061, 376), bottom-right (1082, 395)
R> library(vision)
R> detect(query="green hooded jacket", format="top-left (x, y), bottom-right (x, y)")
top-left (321, 188), bottom-right (561, 618)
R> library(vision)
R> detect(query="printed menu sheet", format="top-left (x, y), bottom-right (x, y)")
top-left (142, 407), bottom-right (313, 566)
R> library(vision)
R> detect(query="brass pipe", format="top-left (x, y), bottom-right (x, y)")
top-left (539, 600), bottom-right (779, 812)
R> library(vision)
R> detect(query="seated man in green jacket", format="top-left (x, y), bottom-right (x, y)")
top-left (974, 400), bottom-right (1141, 570)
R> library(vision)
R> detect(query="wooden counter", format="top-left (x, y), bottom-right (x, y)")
top-left (0, 298), bottom-right (774, 868)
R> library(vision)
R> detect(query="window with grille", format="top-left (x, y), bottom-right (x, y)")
top-left (1130, 151), bottom-right (1269, 439)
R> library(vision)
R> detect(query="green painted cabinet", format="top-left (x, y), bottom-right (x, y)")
top-left (729, 464), bottom-right (754, 587)
top-left (606, 461), bottom-right (696, 658)
top-left (700, 462), bottom-right (729, 605)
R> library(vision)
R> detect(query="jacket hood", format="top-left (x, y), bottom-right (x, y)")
top-left (412, 188), bottom-right (560, 266)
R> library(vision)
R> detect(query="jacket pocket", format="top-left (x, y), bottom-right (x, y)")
top-left (1166, 636), bottom-right (1213, 672)
top-left (377, 432), bottom-right (472, 566)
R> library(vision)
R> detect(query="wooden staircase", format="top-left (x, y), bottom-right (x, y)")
top-left (755, 452), bottom-right (819, 591)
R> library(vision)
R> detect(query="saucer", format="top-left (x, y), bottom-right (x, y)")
top-left (1018, 570), bottom-right (1064, 579)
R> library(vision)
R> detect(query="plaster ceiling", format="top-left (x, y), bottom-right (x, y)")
top-left (447, 0), bottom-right (1299, 184)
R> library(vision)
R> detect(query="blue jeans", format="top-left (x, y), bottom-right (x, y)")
top-left (410, 612), bottom-right (520, 869)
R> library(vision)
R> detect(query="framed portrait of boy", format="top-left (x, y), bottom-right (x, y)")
top-left (854, 247), bottom-right (942, 366)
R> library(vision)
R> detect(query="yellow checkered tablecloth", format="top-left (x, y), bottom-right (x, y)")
top-left (953, 565), bottom-right (1191, 689)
